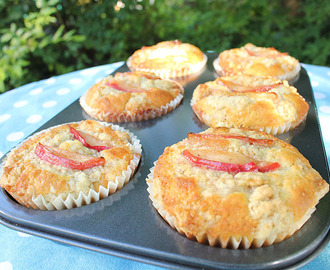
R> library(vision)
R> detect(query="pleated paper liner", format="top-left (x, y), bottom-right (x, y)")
top-left (191, 99), bottom-right (308, 136)
top-left (146, 162), bottom-right (319, 249)
top-left (80, 91), bottom-right (183, 123)
top-left (0, 121), bottom-right (142, 210)
top-left (212, 57), bottom-right (301, 85)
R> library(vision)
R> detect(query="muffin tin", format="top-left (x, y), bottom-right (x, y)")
top-left (0, 53), bottom-right (329, 269)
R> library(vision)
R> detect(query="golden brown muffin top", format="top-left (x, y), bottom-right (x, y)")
top-left (127, 40), bottom-right (207, 78)
top-left (149, 127), bottom-right (328, 245)
top-left (82, 71), bottom-right (183, 120)
top-left (0, 120), bottom-right (140, 208)
top-left (214, 43), bottom-right (300, 81)
top-left (191, 74), bottom-right (309, 134)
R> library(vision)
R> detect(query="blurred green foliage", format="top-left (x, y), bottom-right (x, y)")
top-left (1, 0), bottom-right (329, 92)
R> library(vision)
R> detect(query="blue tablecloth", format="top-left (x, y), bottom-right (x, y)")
top-left (0, 62), bottom-right (329, 269)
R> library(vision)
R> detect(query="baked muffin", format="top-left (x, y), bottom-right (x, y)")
top-left (213, 43), bottom-right (301, 83)
top-left (0, 120), bottom-right (142, 210)
top-left (147, 127), bottom-right (329, 248)
top-left (191, 74), bottom-right (309, 135)
top-left (127, 40), bottom-right (207, 79)
top-left (80, 71), bottom-right (184, 123)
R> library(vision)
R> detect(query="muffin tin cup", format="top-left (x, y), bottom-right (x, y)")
top-left (80, 92), bottom-right (184, 123)
top-left (190, 81), bottom-right (308, 135)
top-left (1, 121), bottom-right (142, 211)
top-left (146, 162), bottom-right (319, 249)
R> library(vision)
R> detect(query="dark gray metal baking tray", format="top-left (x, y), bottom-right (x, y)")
top-left (0, 53), bottom-right (329, 269)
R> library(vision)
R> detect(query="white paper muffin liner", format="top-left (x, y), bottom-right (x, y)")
top-left (191, 98), bottom-right (308, 135)
top-left (80, 91), bottom-right (183, 123)
top-left (127, 54), bottom-right (208, 79)
top-left (146, 162), bottom-right (318, 249)
top-left (0, 121), bottom-right (142, 210)
top-left (213, 58), bottom-right (301, 85)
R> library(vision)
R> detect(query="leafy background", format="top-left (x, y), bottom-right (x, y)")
top-left (1, 0), bottom-right (329, 92)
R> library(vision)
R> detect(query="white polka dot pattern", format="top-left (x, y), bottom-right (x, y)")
top-left (6, 131), bottom-right (25, 142)
top-left (0, 262), bottom-right (13, 270)
top-left (0, 114), bottom-right (11, 123)
top-left (314, 92), bottom-right (326, 99)
top-left (56, 88), bottom-right (70, 95)
top-left (69, 78), bottom-right (82, 85)
top-left (13, 100), bottom-right (28, 108)
top-left (80, 67), bottom-right (101, 76)
top-left (311, 81), bottom-right (319, 87)
top-left (320, 106), bottom-right (330, 114)
top-left (29, 87), bottom-right (43, 95)
top-left (44, 77), bottom-right (56, 84)
top-left (26, 114), bottom-right (42, 124)
top-left (42, 100), bottom-right (57, 108)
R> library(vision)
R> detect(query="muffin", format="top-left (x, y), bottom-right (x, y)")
top-left (213, 43), bottom-right (301, 83)
top-left (146, 127), bottom-right (329, 248)
top-left (80, 71), bottom-right (184, 123)
top-left (0, 120), bottom-right (142, 210)
top-left (127, 40), bottom-right (207, 79)
top-left (191, 74), bottom-right (309, 135)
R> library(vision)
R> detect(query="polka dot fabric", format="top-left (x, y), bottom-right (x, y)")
top-left (0, 63), bottom-right (329, 269)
